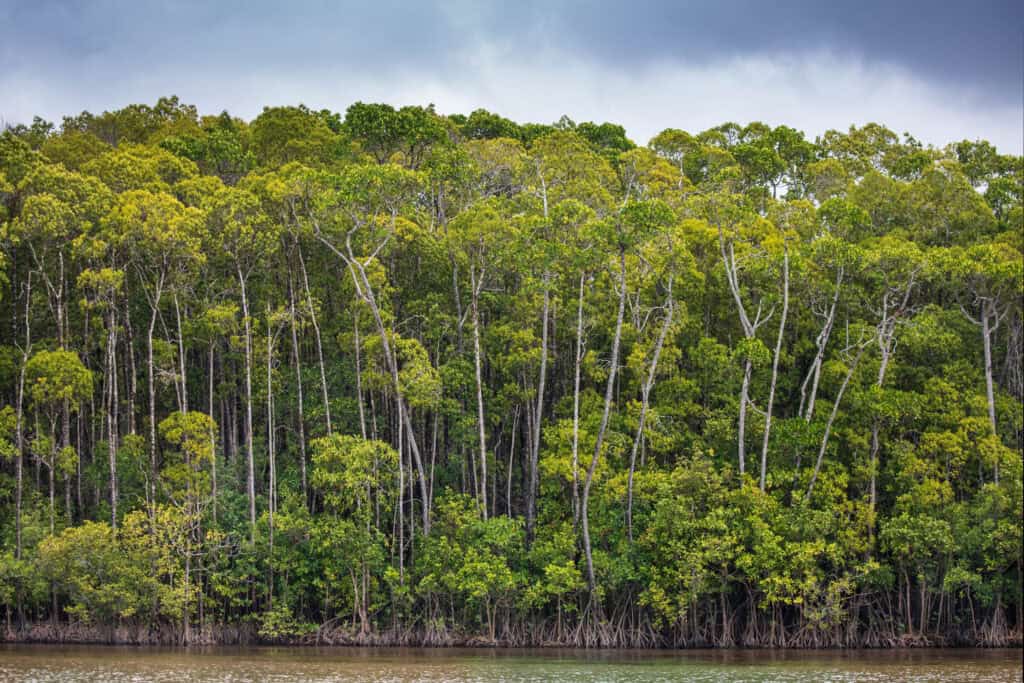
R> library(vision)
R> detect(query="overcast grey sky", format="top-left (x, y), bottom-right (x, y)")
top-left (1, 0), bottom-right (1022, 152)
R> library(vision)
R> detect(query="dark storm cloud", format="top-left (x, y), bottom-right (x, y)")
top-left (494, 1), bottom-right (1024, 103)
top-left (0, 0), bottom-right (1021, 151)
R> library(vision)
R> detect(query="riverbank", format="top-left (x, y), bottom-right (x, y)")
top-left (3, 621), bottom-right (1021, 649)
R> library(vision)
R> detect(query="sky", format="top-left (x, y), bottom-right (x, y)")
top-left (1, 0), bottom-right (1022, 153)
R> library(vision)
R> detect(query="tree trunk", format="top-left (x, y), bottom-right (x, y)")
top-left (288, 277), bottom-right (308, 500)
top-left (124, 298), bottom-right (138, 435)
top-left (627, 275), bottom-right (673, 541)
top-left (266, 304), bottom-right (276, 596)
top-left (470, 264), bottom-right (488, 518)
top-left (330, 237), bottom-right (431, 534)
top-left (738, 360), bottom-right (752, 476)
top-left (14, 274), bottom-right (32, 558)
top-left (107, 309), bottom-right (119, 529)
top-left (582, 249), bottom-right (626, 595)
top-left (354, 313), bottom-right (367, 439)
top-left (571, 272), bottom-right (585, 529)
top-left (807, 346), bottom-right (864, 498)
top-left (238, 269), bottom-right (256, 542)
top-left (759, 246), bottom-right (789, 491)
top-left (174, 293), bottom-right (188, 413)
top-left (800, 267), bottom-right (842, 421)
top-left (981, 301), bottom-right (999, 481)
top-left (147, 301), bottom-right (159, 508)
top-left (297, 246), bottom-right (332, 434)
top-left (527, 273), bottom-right (550, 540)
top-left (208, 342), bottom-right (217, 525)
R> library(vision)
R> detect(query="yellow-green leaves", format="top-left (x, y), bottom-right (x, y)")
top-left (25, 349), bottom-right (92, 411)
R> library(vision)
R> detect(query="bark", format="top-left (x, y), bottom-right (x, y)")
top-left (174, 293), bottom-right (188, 413)
top-left (107, 308), bottom-right (118, 529)
top-left (14, 274), bottom-right (32, 558)
top-left (318, 230), bottom-right (431, 534)
top-left (146, 286), bottom-right (162, 508)
top-left (715, 219), bottom-right (767, 478)
top-left (288, 275), bottom-right (308, 499)
top-left (571, 272), bottom-right (586, 528)
top-left (759, 245), bottom-right (789, 491)
top-left (266, 304), bottom-right (276, 583)
top-left (806, 345), bottom-right (865, 498)
top-left (963, 298), bottom-right (1006, 482)
top-left (354, 313), bottom-right (367, 440)
top-left (470, 263), bottom-right (488, 518)
top-left (869, 275), bottom-right (917, 511)
top-left (124, 298), bottom-right (138, 435)
top-left (627, 275), bottom-right (673, 541)
top-left (297, 246), bottom-right (332, 435)
top-left (582, 249), bottom-right (626, 595)
top-left (208, 342), bottom-right (217, 525)
top-left (527, 273), bottom-right (550, 540)
top-left (800, 266), bottom-right (842, 422)
top-left (738, 360), bottom-right (752, 476)
top-left (237, 268), bottom-right (256, 541)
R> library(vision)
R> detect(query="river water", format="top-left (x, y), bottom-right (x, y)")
top-left (0, 645), bottom-right (1020, 682)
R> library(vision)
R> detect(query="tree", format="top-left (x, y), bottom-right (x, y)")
top-left (104, 190), bottom-right (205, 501)
top-left (158, 410), bottom-right (216, 642)
top-left (25, 349), bottom-right (92, 533)
top-left (939, 242), bottom-right (1023, 471)
top-left (311, 434), bottom-right (397, 635)
top-left (206, 185), bottom-right (278, 541)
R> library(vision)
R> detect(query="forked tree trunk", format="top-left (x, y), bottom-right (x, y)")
top-left (627, 275), bottom-right (673, 540)
top-left (759, 245), bottom-right (789, 491)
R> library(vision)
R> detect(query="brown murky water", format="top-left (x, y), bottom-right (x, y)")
top-left (0, 645), bottom-right (1020, 682)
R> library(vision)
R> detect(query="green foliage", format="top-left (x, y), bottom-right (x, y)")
top-left (0, 98), bottom-right (1020, 647)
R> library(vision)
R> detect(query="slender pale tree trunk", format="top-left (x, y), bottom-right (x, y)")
top-left (354, 313), bottom-right (367, 440)
top-left (208, 342), bottom-right (217, 525)
top-left (174, 293), bottom-right (188, 413)
top-left (582, 249), bottom-right (626, 595)
top-left (528, 273), bottom-right (550, 539)
top-left (738, 360), bottom-right (752, 476)
top-left (627, 275), bottom-right (673, 541)
top-left (571, 272), bottom-right (586, 528)
top-left (807, 345), bottom-right (865, 498)
top-left (470, 264), bottom-right (488, 518)
top-left (326, 235), bottom-right (431, 534)
top-left (14, 275), bottom-right (32, 558)
top-left (124, 298), bottom-right (138, 435)
top-left (716, 222), bottom-right (760, 478)
top-left (800, 267), bottom-right (842, 421)
top-left (266, 304), bottom-right (276, 587)
top-left (146, 291), bottom-right (161, 508)
top-left (760, 246), bottom-right (789, 491)
top-left (297, 246), bottom-right (331, 434)
top-left (288, 276), bottom-right (308, 498)
top-left (107, 308), bottom-right (119, 528)
top-left (237, 268), bottom-right (256, 542)
top-left (982, 303), bottom-right (997, 439)
top-left (869, 276), bottom-right (917, 510)
top-left (964, 298), bottom-right (1004, 482)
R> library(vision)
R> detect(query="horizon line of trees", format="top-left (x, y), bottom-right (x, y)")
top-left (0, 96), bottom-right (1021, 647)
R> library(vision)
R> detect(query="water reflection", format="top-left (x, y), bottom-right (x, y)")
top-left (0, 645), bottom-right (1020, 682)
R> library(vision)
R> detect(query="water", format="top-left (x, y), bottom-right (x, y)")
top-left (0, 645), bottom-right (1020, 682)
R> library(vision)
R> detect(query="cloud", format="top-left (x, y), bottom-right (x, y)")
top-left (1, 1), bottom-right (1021, 153)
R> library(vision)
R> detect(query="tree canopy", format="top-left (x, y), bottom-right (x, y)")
top-left (0, 99), bottom-right (1021, 648)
